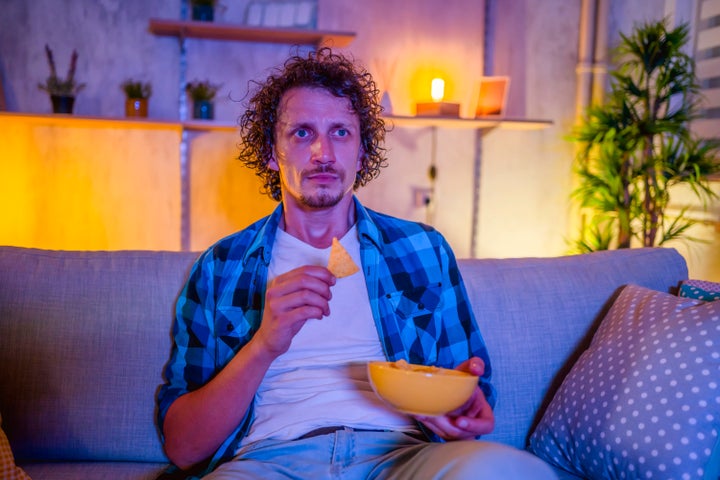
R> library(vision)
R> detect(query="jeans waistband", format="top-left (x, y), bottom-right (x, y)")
top-left (296, 426), bottom-right (426, 441)
top-left (296, 426), bottom-right (386, 440)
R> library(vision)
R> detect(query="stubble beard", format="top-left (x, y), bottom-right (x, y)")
top-left (298, 166), bottom-right (347, 208)
top-left (299, 189), bottom-right (344, 208)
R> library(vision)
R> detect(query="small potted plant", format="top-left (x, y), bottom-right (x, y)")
top-left (186, 79), bottom-right (221, 120)
top-left (190, 0), bottom-right (218, 21)
top-left (38, 44), bottom-right (86, 114)
top-left (121, 79), bottom-right (152, 118)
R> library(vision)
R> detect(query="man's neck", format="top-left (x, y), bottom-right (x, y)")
top-left (280, 196), bottom-right (356, 248)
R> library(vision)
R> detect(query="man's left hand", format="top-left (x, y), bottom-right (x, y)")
top-left (412, 357), bottom-right (495, 440)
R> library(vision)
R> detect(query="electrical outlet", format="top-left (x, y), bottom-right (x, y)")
top-left (412, 187), bottom-right (433, 207)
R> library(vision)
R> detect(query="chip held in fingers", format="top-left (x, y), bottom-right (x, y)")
top-left (327, 237), bottom-right (360, 278)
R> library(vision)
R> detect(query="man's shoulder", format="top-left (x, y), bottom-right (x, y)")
top-left (363, 207), bottom-right (440, 243)
top-left (200, 215), bottom-right (272, 264)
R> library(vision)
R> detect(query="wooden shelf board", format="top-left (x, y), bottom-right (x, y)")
top-left (0, 112), bottom-right (183, 132)
top-left (149, 18), bottom-right (355, 48)
top-left (2, 112), bottom-right (554, 134)
top-left (182, 119), bottom-right (239, 132)
top-left (384, 114), bottom-right (553, 130)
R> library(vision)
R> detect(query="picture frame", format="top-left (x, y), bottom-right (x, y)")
top-left (475, 76), bottom-right (510, 117)
top-left (244, 0), bottom-right (317, 29)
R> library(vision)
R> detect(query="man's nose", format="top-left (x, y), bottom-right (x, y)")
top-left (311, 135), bottom-right (335, 163)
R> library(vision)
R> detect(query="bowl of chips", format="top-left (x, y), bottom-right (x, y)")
top-left (367, 360), bottom-right (478, 416)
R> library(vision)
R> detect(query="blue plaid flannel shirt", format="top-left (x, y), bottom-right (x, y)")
top-left (157, 197), bottom-right (495, 475)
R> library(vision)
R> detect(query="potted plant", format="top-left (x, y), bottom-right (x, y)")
top-left (38, 44), bottom-right (86, 114)
top-left (186, 79), bottom-right (221, 120)
top-left (190, 0), bottom-right (218, 22)
top-left (121, 79), bottom-right (152, 118)
top-left (569, 19), bottom-right (720, 253)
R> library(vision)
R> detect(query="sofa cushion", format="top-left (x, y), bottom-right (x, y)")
top-left (528, 284), bottom-right (720, 479)
top-left (19, 461), bottom-right (167, 480)
top-left (0, 247), bottom-right (198, 464)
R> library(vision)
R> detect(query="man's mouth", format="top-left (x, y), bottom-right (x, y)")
top-left (305, 166), bottom-right (338, 182)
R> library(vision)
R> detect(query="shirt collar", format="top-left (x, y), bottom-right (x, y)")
top-left (242, 202), bottom-right (283, 266)
top-left (242, 195), bottom-right (384, 265)
top-left (353, 196), bottom-right (383, 251)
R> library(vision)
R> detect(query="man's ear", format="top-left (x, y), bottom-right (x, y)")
top-left (356, 148), bottom-right (364, 171)
top-left (268, 153), bottom-right (279, 171)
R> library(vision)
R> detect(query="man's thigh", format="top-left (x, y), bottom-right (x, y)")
top-left (371, 440), bottom-right (559, 480)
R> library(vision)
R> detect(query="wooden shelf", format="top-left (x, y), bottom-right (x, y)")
top-left (183, 119), bottom-right (239, 132)
top-left (149, 18), bottom-right (356, 48)
top-left (184, 116), bottom-right (554, 132)
top-left (0, 112), bottom-right (183, 132)
top-left (1, 112), bottom-right (554, 135)
top-left (383, 114), bottom-right (553, 130)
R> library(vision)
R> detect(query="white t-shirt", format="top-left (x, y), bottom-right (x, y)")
top-left (240, 226), bottom-right (417, 446)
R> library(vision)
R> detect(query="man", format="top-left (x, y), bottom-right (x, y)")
top-left (157, 48), bottom-right (557, 479)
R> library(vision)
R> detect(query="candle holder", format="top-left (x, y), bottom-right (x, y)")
top-left (415, 77), bottom-right (460, 117)
top-left (416, 102), bottom-right (460, 117)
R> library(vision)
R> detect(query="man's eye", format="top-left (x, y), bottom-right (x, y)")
top-left (295, 129), bottom-right (309, 138)
top-left (336, 128), bottom-right (348, 137)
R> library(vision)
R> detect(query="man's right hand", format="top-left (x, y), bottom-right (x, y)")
top-left (255, 265), bottom-right (336, 357)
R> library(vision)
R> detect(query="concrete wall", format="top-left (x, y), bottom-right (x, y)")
top-left (0, 0), bottom-right (485, 256)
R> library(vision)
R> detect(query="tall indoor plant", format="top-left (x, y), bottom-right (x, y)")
top-left (570, 19), bottom-right (720, 252)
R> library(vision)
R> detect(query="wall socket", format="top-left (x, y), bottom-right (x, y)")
top-left (412, 186), bottom-right (433, 207)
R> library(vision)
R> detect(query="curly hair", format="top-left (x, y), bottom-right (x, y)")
top-left (237, 48), bottom-right (388, 201)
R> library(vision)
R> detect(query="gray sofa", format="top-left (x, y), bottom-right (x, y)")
top-left (0, 246), bottom-right (689, 479)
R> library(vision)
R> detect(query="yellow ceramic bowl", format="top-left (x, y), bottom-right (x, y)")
top-left (367, 360), bottom-right (478, 416)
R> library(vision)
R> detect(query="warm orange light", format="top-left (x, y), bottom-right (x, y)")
top-left (431, 78), bottom-right (445, 102)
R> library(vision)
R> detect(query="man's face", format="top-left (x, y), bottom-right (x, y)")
top-left (270, 86), bottom-right (363, 209)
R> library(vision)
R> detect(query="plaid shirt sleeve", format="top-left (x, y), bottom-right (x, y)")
top-left (156, 250), bottom-right (215, 436)
top-left (156, 211), bottom-right (277, 473)
top-left (156, 221), bottom-right (269, 438)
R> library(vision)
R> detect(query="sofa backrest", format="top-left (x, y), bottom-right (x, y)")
top-left (458, 247), bottom-right (688, 449)
top-left (0, 247), bottom-right (199, 464)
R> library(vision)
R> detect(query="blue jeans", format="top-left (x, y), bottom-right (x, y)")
top-left (203, 427), bottom-right (558, 479)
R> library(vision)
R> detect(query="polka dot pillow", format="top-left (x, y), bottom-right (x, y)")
top-left (529, 284), bottom-right (720, 479)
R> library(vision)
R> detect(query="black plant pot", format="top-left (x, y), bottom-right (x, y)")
top-left (192, 5), bottom-right (214, 21)
top-left (51, 95), bottom-right (75, 114)
top-left (193, 100), bottom-right (214, 120)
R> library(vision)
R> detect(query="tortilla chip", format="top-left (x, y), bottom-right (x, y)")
top-left (327, 237), bottom-right (360, 278)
